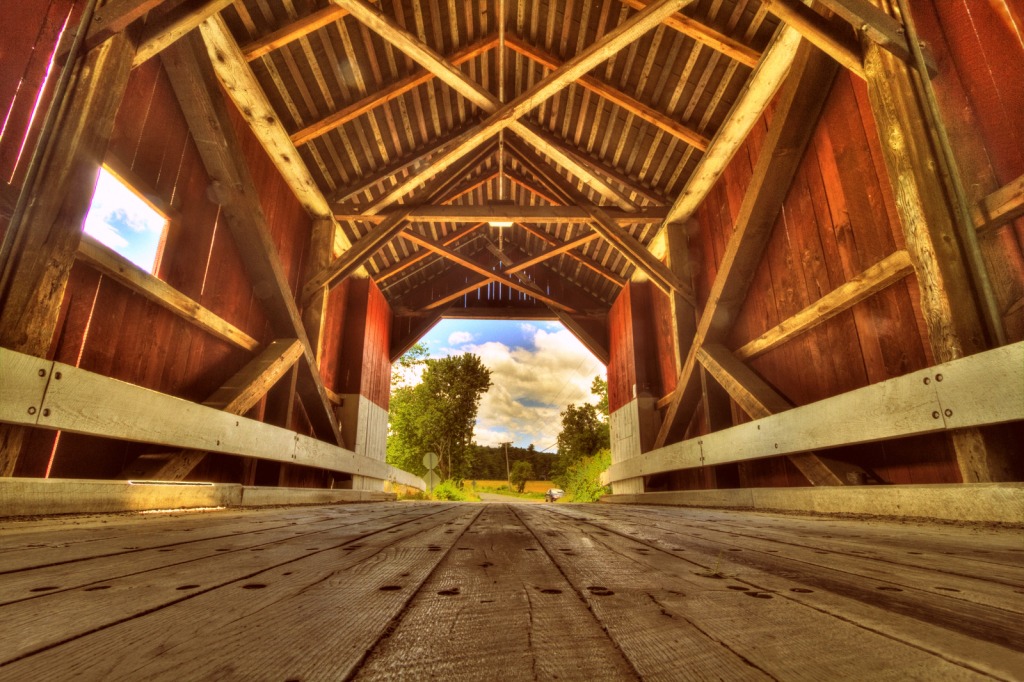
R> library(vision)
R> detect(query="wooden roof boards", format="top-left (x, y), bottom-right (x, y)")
top-left (212, 0), bottom-right (782, 318)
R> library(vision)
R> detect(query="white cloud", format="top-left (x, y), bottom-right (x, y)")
top-left (447, 331), bottom-right (474, 346)
top-left (82, 219), bottom-right (129, 250)
top-left (462, 327), bottom-right (603, 449)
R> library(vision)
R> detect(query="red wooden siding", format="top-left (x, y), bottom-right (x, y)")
top-left (0, 0), bottom-right (80, 203)
top-left (333, 278), bottom-right (392, 411)
top-left (607, 284), bottom-right (635, 414)
top-left (664, 68), bottom-right (962, 488)
top-left (609, 280), bottom-right (663, 415)
top-left (15, 56), bottom-right (316, 479)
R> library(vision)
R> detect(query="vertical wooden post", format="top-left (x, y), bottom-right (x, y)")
top-left (862, 28), bottom-right (1013, 482)
top-left (302, 218), bottom-right (335, 366)
top-left (0, 33), bottom-right (136, 475)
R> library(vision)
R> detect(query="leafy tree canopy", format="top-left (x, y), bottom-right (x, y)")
top-left (591, 375), bottom-right (609, 418)
top-left (509, 460), bottom-right (535, 493)
top-left (387, 352), bottom-right (492, 481)
top-left (552, 402), bottom-right (609, 484)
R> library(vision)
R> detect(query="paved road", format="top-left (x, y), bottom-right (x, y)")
top-left (477, 492), bottom-right (544, 504)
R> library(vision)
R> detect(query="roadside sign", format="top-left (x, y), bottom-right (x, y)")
top-left (424, 469), bottom-right (439, 491)
top-left (422, 452), bottom-right (438, 471)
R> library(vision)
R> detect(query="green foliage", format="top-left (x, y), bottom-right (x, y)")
top-left (391, 342), bottom-right (429, 389)
top-left (430, 479), bottom-right (469, 501)
top-left (465, 443), bottom-right (555, 479)
top-left (387, 353), bottom-right (492, 480)
top-left (508, 460), bottom-right (535, 493)
top-left (552, 402), bottom-right (609, 485)
top-left (561, 449), bottom-right (612, 503)
top-left (591, 375), bottom-right (609, 418)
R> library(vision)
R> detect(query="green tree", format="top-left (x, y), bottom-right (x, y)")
top-left (552, 402), bottom-right (609, 484)
top-left (387, 353), bottom-right (492, 481)
top-left (591, 375), bottom-right (609, 418)
top-left (391, 342), bottom-right (429, 389)
top-left (509, 460), bottom-right (534, 493)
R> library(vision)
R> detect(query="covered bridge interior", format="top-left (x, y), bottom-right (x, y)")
top-left (0, 0), bottom-right (1022, 678)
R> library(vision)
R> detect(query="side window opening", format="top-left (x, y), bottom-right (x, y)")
top-left (82, 166), bottom-right (168, 274)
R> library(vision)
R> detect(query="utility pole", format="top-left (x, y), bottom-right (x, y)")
top-left (503, 441), bottom-right (512, 488)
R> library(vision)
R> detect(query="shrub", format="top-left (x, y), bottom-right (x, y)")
top-left (561, 449), bottom-right (611, 503)
top-left (431, 479), bottom-right (468, 501)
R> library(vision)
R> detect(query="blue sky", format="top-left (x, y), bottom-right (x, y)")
top-left (82, 168), bottom-right (167, 272)
top-left (413, 319), bottom-right (606, 450)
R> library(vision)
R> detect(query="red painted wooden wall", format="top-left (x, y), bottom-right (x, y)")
top-left (12, 56), bottom-right (317, 481)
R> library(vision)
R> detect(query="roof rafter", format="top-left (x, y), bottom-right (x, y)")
top-left (332, 0), bottom-right (692, 211)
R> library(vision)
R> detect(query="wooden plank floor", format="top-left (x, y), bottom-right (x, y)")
top-left (0, 502), bottom-right (1021, 680)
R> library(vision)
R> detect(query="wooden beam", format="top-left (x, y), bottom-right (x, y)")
top-left (305, 143), bottom-right (495, 298)
top-left (554, 311), bottom-right (611, 365)
top-left (762, 0), bottom-right (865, 78)
top-left (510, 141), bottom-right (692, 301)
top-left (376, 222), bottom-right (487, 285)
top-left (618, 0), bottom-right (761, 68)
top-left (161, 32), bottom-right (342, 445)
top-left (735, 250), bottom-right (914, 360)
top-left (390, 309), bottom-right (447, 362)
top-left (503, 234), bottom-right (601, 274)
top-left (815, 0), bottom-right (937, 76)
top-left (973, 173), bottom-right (1024, 234)
top-left (654, 41), bottom-right (840, 448)
top-left (654, 23), bottom-right (804, 237)
top-left (291, 35), bottom-right (499, 147)
top-left (335, 0), bottom-right (691, 211)
top-left (331, 122), bottom-right (481, 205)
top-left (515, 123), bottom-right (666, 206)
top-left (132, 0), bottom-right (235, 67)
top-left (85, 0), bottom-right (167, 50)
top-left (242, 6), bottom-right (350, 61)
top-left (334, 205), bottom-right (670, 224)
top-left (0, 346), bottom-right (424, 488)
top-left (399, 232), bottom-right (578, 313)
top-left (0, 32), bottom-right (136, 476)
top-left (604, 341), bottom-right (1024, 484)
top-left (301, 218), bottom-right (335, 365)
top-left (697, 343), bottom-right (871, 486)
top-left (862, 35), bottom-right (1011, 482)
top-left (77, 235), bottom-right (260, 352)
top-left (198, 15), bottom-right (335, 224)
top-left (505, 36), bottom-right (709, 150)
top-left (123, 338), bottom-right (304, 480)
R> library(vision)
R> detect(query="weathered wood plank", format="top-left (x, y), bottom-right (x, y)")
top-left (698, 343), bottom-right (870, 486)
top-left (762, 0), bottom-right (865, 77)
top-left (132, 0), bottom-right (235, 66)
top-left (0, 32), bottom-right (136, 476)
top-left (734, 250), bottom-right (914, 360)
top-left (0, 505), bottom-right (471, 673)
top-left (333, 206), bottom-right (670, 224)
top-left (655, 42), bottom-right (840, 447)
top-left (161, 31), bottom-right (342, 444)
top-left (352, 505), bottom-right (638, 680)
top-left (546, 505), bottom-right (1024, 677)
top-left (241, 6), bottom-right (350, 61)
top-left (0, 346), bottom-right (424, 488)
top-left (336, 0), bottom-right (690, 211)
top-left (973, 173), bottom-right (1024, 234)
top-left (607, 341), bottom-right (1024, 483)
top-left (518, 505), bottom-right (998, 679)
top-left (618, 0), bottom-right (761, 67)
top-left (815, 0), bottom-right (938, 75)
top-left (862, 34), bottom-right (1011, 482)
top-left (76, 235), bottom-right (260, 352)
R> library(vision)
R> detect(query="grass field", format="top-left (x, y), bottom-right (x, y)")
top-left (467, 480), bottom-right (555, 494)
